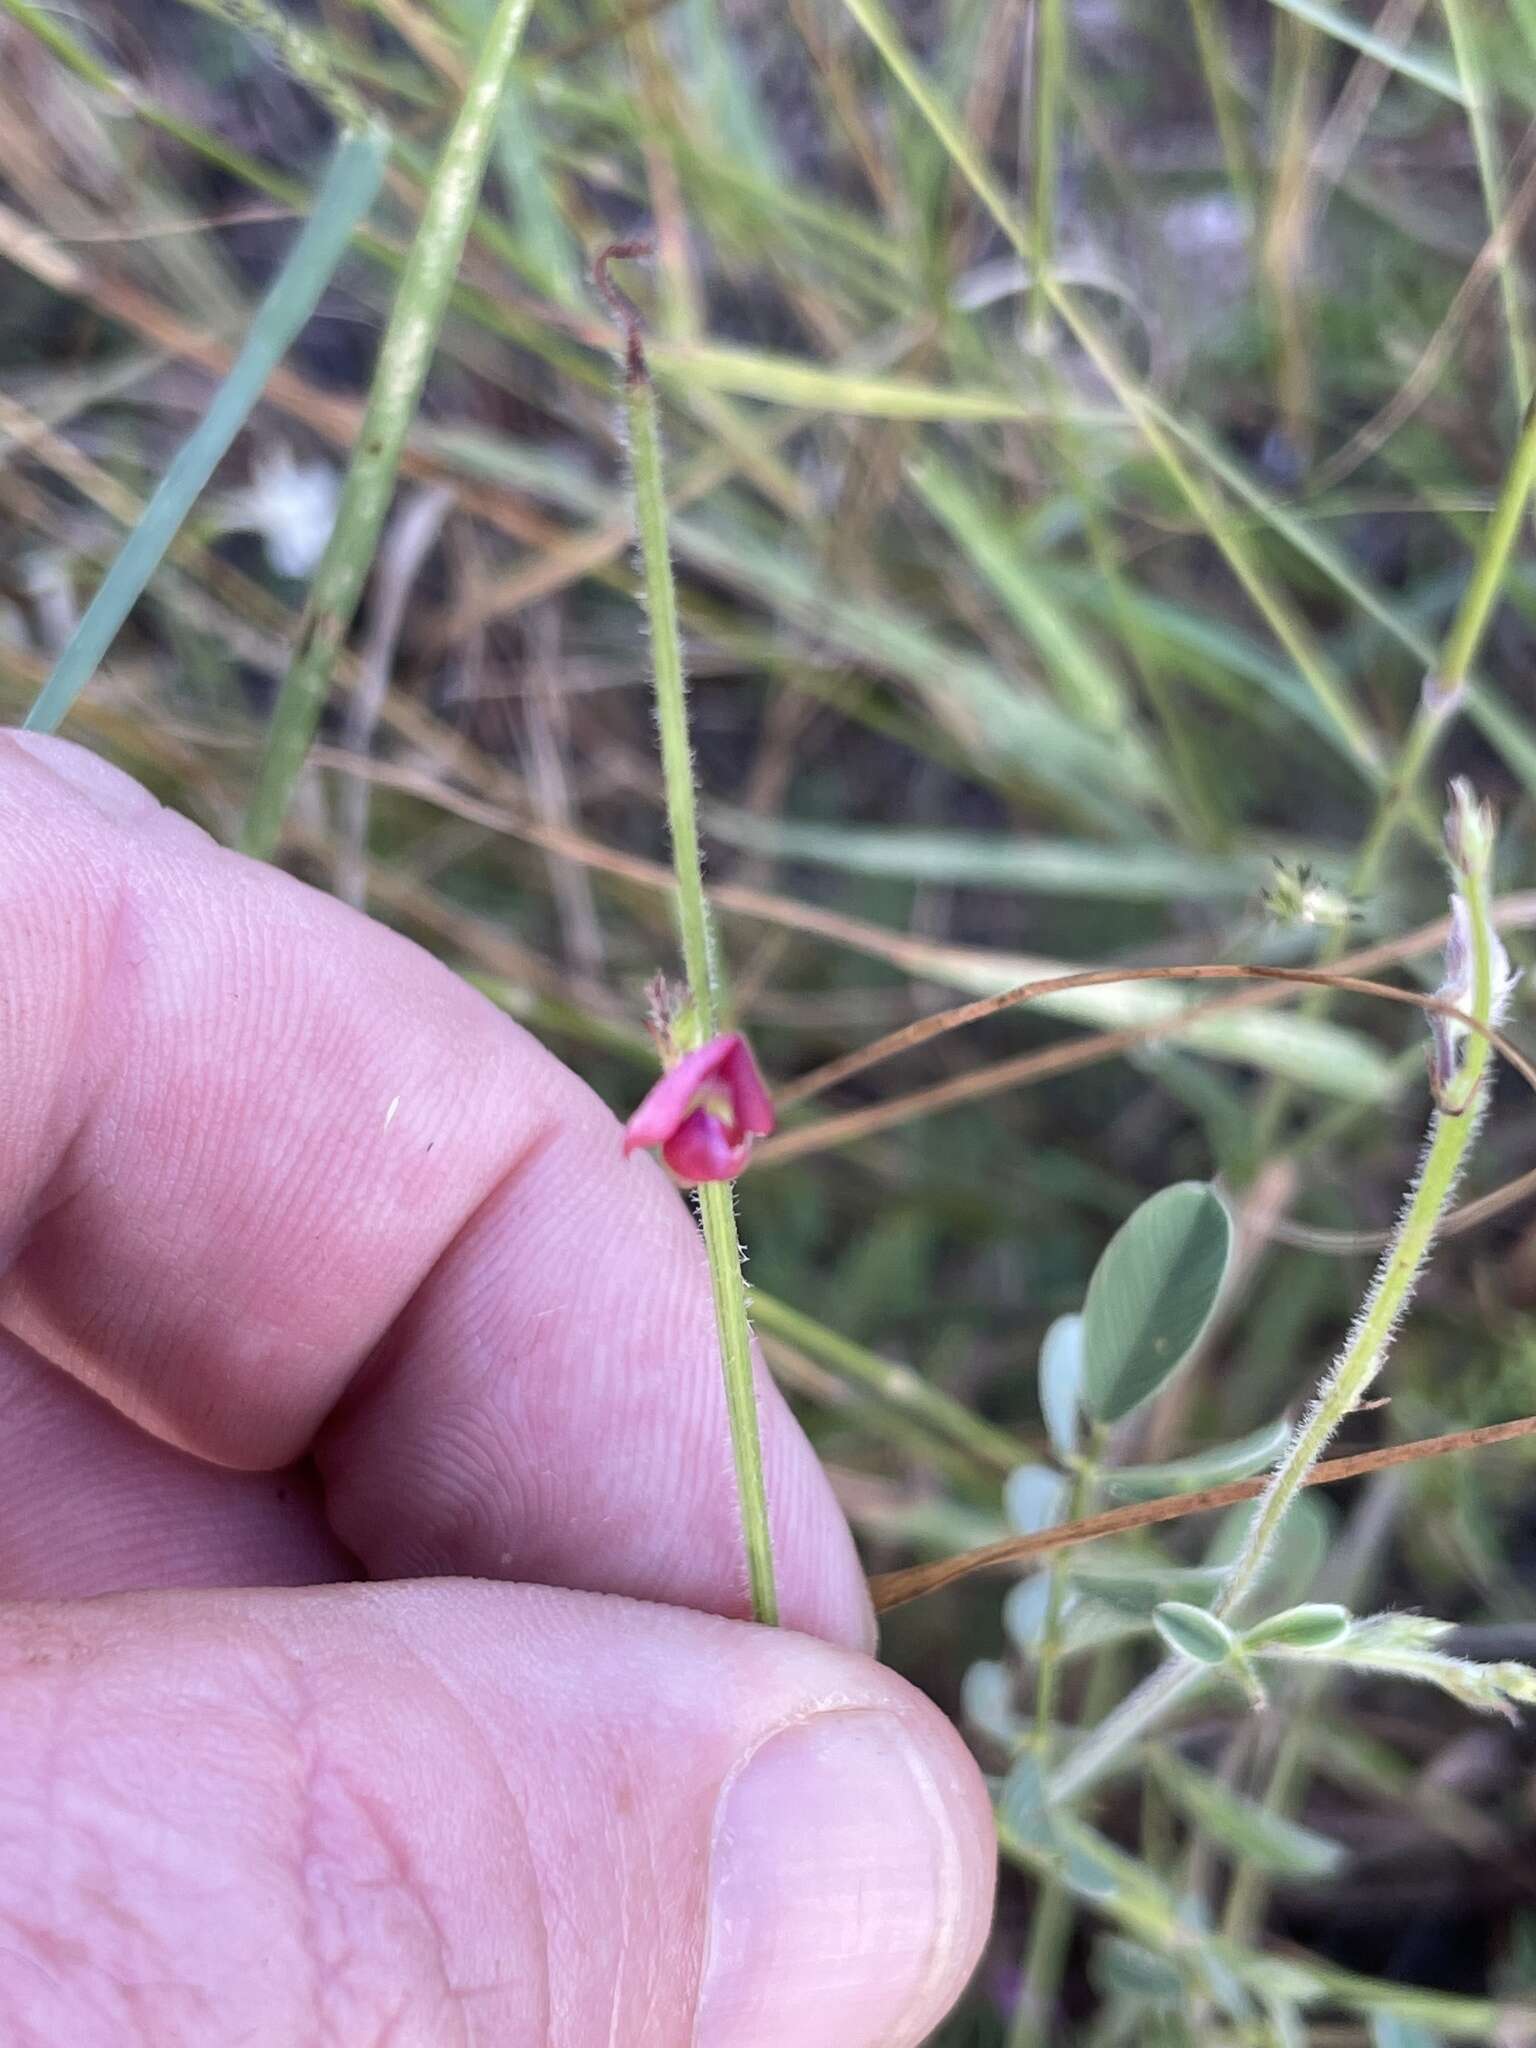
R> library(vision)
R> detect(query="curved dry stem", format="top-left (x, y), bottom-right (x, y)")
top-left (778, 961), bottom-right (1536, 1107)
top-left (868, 1411), bottom-right (1536, 1612)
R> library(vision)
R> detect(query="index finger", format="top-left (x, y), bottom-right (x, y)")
top-left (0, 736), bottom-right (872, 1648)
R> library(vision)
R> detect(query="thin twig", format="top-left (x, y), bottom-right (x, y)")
top-left (869, 1412), bottom-right (1536, 1611)
top-left (768, 960), bottom-right (1536, 1116)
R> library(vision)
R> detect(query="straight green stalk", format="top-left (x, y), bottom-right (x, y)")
top-left (240, 0), bottom-right (536, 857)
top-left (1354, 391), bottom-right (1536, 890)
top-left (1008, 1456), bottom-right (1096, 2048)
top-left (620, 308), bottom-right (779, 1628)
top-left (1441, 0), bottom-right (1531, 411)
top-left (1028, 0), bottom-right (1066, 345)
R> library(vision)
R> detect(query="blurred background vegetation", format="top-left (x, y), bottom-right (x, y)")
top-left (5, 0), bottom-right (1536, 2038)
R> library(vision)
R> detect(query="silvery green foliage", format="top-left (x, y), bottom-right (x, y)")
top-left (1152, 1600), bottom-right (1235, 1666)
top-left (1255, 1612), bottom-right (1536, 1717)
top-left (1037, 1312), bottom-right (1084, 1462)
top-left (1081, 1183), bottom-right (1233, 1424)
top-left (1242, 1603), bottom-right (1351, 1651)
top-left (1149, 1752), bottom-right (1345, 1878)
top-left (1003, 1463), bottom-right (1070, 1537)
top-left (1097, 1416), bottom-right (1291, 1501)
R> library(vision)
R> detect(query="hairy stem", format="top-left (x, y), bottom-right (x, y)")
top-left (612, 258), bottom-right (779, 1627)
top-left (1052, 850), bottom-right (1501, 1804)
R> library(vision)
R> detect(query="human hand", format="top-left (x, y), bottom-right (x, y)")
top-left (0, 735), bottom-right (994, 2047)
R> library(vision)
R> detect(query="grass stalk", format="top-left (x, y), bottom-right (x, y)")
top-left (1185, 0), bottom-right (1259, 226)
top-left (180, 0), bottom-right (371, 130)
top-left (833, 0), bottom-right (1383, 783)
top-left (1027, 0), bottom-right (1067, 345)
top-left (1353, 389), bottom-right (1536, 889)
top-left (23, 129), bottom-right (388, 737)
top-left (605, 243), bottom-right (779, 1627)
top-left (239, 0), bottom-right (536, 858)
top-left (1441, 0), bottom-right (1531, 411)
top-left (1245, 389), bottom-right (1536, 1163)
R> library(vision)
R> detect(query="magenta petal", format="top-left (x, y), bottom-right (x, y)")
top-left (622, 1034), bottom-right (737, 1154)
top-left (662, 1110), bottom-right (753, 1184)
top-left (720, 1035), bottom-right (776, 1138)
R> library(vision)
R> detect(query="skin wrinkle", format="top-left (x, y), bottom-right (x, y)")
top-left (0, 787), bottom-right (565, 1474)
top-left (319, 1125), bottom-right (795, 1614)
top-left (0, 834), bottom-right (116, 1269)
top-left (365, 1616), bottom-right (551, 2042)
top-left (314, 1119), bottom-right (565, 1575)
top-left (0, 742), bottom-right (994, 2041)
top-left (2, 1609), bottom-right (539, 2048)
top-left (231, 1620), bottom-right (452, 2047)
top-left (0, 1582), bottom-right (992, 2047)
top-left (2, 1655), bottom-right (184, 2048)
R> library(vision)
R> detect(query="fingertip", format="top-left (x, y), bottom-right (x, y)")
top-left (2, 732), bottom-right (163, 825)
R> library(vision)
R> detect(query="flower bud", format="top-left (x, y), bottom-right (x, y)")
top-left (1445, 776), bottom-right (1497, 879)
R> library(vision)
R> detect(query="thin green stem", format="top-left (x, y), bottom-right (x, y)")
top-left (1441, 0), bottom-right (1531, 411)
top-left (1185, 0), bottom-right (1259, 227)
top-left (749, 1290), bottom-right (1032, 1476)
top-left (1433, 392), bottom-right (1536, 707)
top-left (609, 266), bottom-right (778, 1627)
top-left (1353, 390), bottom-right (1536, 888)
top-left (1008, 1458), bottom-right (1096, 2048)
top-left (1247, 391), bottom-right (1536, 1161)
top-left (625, 363), bottom-right (718, 1024)
top-left (240, 0), bottom-right (537, 858)
top-left (1031, 1462), bottom-right (1095, 1747)
top-left (180, 0), bottom-right (371, 130)
top-left (1222, 872), bottom-right (1495, 1616)
top-left (1008, 1881), bottom-right (1076, 2048)
top-left (1046, 283), bottom-right (1383, 785)
top-left (700, 1182), bottom-right (778, 1625)
top-left (1054, 834), bottom-right (1501, 1804)
top-left (833, 0), bottom-right (1382, 785)
top-left (1027, 0), bottom-right (1066, 344)
top-left (23, 129), bottom-right (389, 737)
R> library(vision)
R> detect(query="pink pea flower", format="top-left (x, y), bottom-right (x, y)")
top-left (622, 1031), bottom-right (775, 1184)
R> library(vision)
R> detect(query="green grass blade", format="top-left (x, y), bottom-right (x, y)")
top-left (23, 127), bottom-right (389, 738)
top-left (705, 809), bottom-right (1261, 901)
top-left (650, 343), bottom-right (1108, 421)
top-left (908, 455), bottom-right (1130, 729)
top-left (1263, 0), bottom-right (1464, 101)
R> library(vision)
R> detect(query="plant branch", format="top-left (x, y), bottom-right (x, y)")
top-left (1048, 821), bottom-right (1505, 1801)
top-left (601, 239), bottom-right (777, 1627)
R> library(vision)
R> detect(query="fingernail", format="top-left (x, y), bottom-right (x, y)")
top-left (697, 1709), bottom-right (967, 2048)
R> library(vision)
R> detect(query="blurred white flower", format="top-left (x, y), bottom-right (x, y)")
top-left (220, 445), bottom-right (339, 580)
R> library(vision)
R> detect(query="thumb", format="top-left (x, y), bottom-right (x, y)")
top-left (2, 1581), bottom-right (994, 2046)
